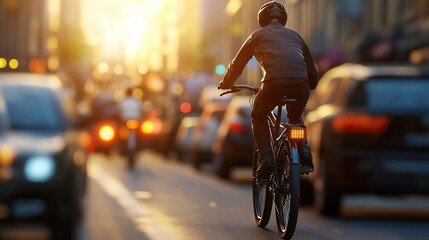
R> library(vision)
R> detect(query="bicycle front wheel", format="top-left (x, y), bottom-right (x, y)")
top-left (252, 145), bottom-right (273, 227)
top-left (275, 143), bottom-right (300, 240)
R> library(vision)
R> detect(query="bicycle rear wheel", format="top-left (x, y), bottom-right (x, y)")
top-left (252, 145), bottom-right (273, 227)
top-left (275, 143), bottom-right (300, 240)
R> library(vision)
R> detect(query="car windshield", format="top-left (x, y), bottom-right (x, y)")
top-left (349, 77), bottom-right (429, 114)
top-left (2, 85), bottom-right (63, 131)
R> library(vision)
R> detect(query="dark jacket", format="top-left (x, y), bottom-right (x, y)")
top-left (223, 21), bottom-right (318, 89)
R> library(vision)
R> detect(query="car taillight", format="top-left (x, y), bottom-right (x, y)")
top-left (332, 113), bottom-right (390, 134)
top-left (180, 102), bottom-right (192, 114)
top-left (288, 128), bottom-right (306, 140)
top-left (141, 121), bottom-right (154, 134)
top-left (229, 122), bottom-right (247, 133)
top-left (141, 117), bottom-right (162, 135)
top-left (99, 125), bottom-right (115, 142)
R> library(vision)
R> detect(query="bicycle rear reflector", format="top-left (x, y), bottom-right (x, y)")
top-left (289, 128), bottom-right (305, 140)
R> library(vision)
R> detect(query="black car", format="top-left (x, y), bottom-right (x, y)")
top-left (189, 101), bottom-right (227, 169)
top-left (304, 63), bottom-right (429, 216)
top-left (0, 73), bottom-right (89, 240)
top-left (212, 96), bottom-right (254, 179)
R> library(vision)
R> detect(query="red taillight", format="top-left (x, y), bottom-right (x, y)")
top-left (180, 102), bottom-right (192, 114)
top-left (141, 121), bottom-right (154, 134)
top-left (98, 125), bottom-right (115, 142)
top-left (229, 122), bottom-right (246, 133)
top-left (141, 117), bottom-right (163, 135)
top-left (29, 58), bottom-right (46, 73)
top-left (332, 113), bottom-right (390, 134)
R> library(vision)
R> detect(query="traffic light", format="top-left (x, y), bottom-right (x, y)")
top-left (215, 64), bottom-right (226, 76)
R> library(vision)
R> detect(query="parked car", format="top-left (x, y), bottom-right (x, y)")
top-left (212, 96), bottom-right (254, 179)
top-left (0, 73), bottom-right (90, 240)
top-left (175, 116), bottom-right (200, 161)
top-left (189, 101), bottom-right (228, 169)
top-left (304, 63), bottom-right (429, 216)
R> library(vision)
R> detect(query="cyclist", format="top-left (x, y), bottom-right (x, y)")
top-left (218, 1), bottom-right (318, 178)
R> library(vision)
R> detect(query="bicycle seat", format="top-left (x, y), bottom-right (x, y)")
top-left (282, 97), bottom-right (297, 105)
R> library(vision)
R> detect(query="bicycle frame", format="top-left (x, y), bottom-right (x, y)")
top-left (268, 102), bottom-right (303, 166)
top-left (220, 85), bottom-right (304, 239)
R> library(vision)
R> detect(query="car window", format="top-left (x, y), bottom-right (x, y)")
top-left (2, 85), bottom-right (64, 131)
top-left (348, 77), bottom-right (429, 113)
top-left (308, 77), bottom-right (344, 110)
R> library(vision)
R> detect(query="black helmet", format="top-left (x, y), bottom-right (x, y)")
top-left (258, 1), bottom-right (287, 27)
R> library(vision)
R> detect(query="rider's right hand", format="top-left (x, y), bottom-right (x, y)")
top-left (218, 80), bottom-right (232, 90)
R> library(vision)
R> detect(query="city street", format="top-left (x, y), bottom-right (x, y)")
top-left (2, 150), bottom-right (429, 240)
top-left (2, 0), bottom-right (429, 240)
top-left (78, 151), bottom-right (429, 240)
top-left (81, 152), bottom-right (429, 240)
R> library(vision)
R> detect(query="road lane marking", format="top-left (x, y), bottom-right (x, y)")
top-left (89, 162), bottom-right (188, 240)
top-left (134, 191), bottom-right (153, 200)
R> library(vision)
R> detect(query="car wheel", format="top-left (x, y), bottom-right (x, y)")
top-left (48, 171), bottom-right (84, 240)
top-left (215, 157), bottom-right (231, 179)
top-left (191, 150), bottom-right (201, 170)
top-left (315, 158), bottom-right (341, 217)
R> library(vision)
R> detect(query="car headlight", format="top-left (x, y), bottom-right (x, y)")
top-left (24, 156), bottom-right (55, 182)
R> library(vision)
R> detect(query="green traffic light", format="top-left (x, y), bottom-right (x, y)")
top-left (215, 64), bottom-right (226, 76)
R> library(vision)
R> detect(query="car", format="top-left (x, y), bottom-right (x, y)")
top-left (189, 101), bottom-right (228, 169)
top-left (304, 63), bottom-right (429, 216)
top-left (158, 84), bottom-right (232, 157)
top-left (0, 73), bottom-right (90, 240)
top-left (174, 116), bottom-right (200, 161)
top-left (86, 88), bottom-right (163, 156)
top-left (87, 91), bottom-right (120, 154)
top-left (212, 96), bottom-right (254, 179)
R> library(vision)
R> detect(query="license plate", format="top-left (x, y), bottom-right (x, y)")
top-left (383, 160), bottom-right (429, 174)
top-left (405, 133), bottom-right (429, 147)
top-left (12, 199), bottom-right (46, 218)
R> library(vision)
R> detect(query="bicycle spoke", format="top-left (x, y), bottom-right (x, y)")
top-left (275, 143), bottom-right (300, 239)
top-left (252, 146), bottom-right (273, 227)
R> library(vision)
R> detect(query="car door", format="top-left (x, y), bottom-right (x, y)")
top-left (305, 75), bottom-right (348, 164)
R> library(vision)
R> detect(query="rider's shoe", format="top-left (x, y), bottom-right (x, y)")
top-left (299, 143), bottom-right (314, 174)
top-left (257, 155), bottom-right (274, 181)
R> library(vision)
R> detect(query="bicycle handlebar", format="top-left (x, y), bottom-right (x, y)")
top-left (219, 85), bottom-right (259, 96)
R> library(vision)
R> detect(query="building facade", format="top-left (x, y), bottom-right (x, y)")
top-left (0, 0), bottom-right (83, 73)
top-left (285, 0), bottom-right (429, 74)
top-left (220, 0), bottom-right (429, 82)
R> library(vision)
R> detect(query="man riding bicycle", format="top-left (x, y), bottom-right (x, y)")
top-left (218, 1), bottom-right (318, 178)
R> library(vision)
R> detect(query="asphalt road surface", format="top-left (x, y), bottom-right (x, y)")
top-left (3, 150), bottom-right (429, 240)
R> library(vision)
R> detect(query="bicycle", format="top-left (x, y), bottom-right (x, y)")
top-left (220, 84), bottom-right (306, 239)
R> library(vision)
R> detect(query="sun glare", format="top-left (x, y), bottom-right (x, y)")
top-left (82, 0), bottom-right (167, 66)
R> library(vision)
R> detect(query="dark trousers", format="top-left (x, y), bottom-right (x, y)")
top-left (251, 78), bottom-right (310, 159)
